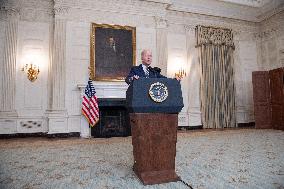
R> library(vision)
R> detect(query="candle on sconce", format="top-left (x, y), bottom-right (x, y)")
top-left (22, 61), bottom-right (40, 82)
top-left (21, 51), bottom-right (44, 82)
top-left (175, 67), bottom-right (187, 78)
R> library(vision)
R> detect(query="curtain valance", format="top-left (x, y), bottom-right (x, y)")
top-left (196, 25), bottom-right (234, 48)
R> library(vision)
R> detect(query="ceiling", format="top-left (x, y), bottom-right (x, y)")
top-left (147, 0), bottom-right (284, 22)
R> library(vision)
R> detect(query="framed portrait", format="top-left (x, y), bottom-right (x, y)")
top-left (90, 23), bottom-right (136, 81)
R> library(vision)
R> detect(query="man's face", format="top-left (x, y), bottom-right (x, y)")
top-left (141, 50), bottom-right (152, 66)
top-left (109, 37), bottom-right (115, 46)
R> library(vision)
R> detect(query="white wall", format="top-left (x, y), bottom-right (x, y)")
top-left (0, 0), bottom-right (53, 134)
top-left (235, 40), bottom-right (258, 122)
top-left (259, 11), bottom-right (284, 70)
top-left (62, 2), bottom-right (160, 136)
top-left (0, 0), bottom-right (283, 134)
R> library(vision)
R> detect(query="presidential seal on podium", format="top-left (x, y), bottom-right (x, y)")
top-left (148, 82), bottom-right (168, 103)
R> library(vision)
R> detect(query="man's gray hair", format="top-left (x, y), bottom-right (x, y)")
top-left (141, 49), bottom-right (151, 58)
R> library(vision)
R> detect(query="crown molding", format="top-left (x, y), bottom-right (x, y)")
top-left (155, 16), bottom-right (168, 28)
top-left (54, 0), bottom-right (168, 18)
top-left (257, 10), bottom-right (284, 39)
top-left (0, 0), bottom-right (53, 22)
top-left (167, 10), bottom-right (258, 33)
top-left (167, 0), bottom-right (284, 22)
top-left (0, 6), bottom-right (20, 20)
top-left (1, 0), bottom-right (283, 25)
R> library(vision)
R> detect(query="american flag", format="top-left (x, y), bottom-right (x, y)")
top-left (82, 79), bottom-right (99, 127)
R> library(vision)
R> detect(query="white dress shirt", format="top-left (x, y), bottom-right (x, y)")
top-left (142, 64), bottom-right (149, 77)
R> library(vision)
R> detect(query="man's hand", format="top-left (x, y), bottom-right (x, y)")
top-left (175, 75), bottom-right (182, 81)
top-left (132, 75), bottom-right (140, 81)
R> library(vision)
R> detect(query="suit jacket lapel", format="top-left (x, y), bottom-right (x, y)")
top-left (148, 67), bottom-right (154, 78)
top-left (138, 64), bottom-right (146, 77)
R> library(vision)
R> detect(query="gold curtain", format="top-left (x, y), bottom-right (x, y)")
top-left (196, 25), bottom-right (236, 128)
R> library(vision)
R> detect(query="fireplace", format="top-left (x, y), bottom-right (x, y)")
top-left (91, 98), bottom-right (131, 138)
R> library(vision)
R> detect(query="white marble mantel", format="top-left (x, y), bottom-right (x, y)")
top-left (77, 81), bottom-right (128, 138)
top-left (77, 82), bottom-right (129, 99)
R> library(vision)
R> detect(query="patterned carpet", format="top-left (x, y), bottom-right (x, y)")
top-left (0, 129), bottom-right (283, 189)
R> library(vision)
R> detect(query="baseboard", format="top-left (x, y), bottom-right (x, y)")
top-left (237, 122), bottom-right (255, 128)
top-left (178, 125), bottom-right (203, 130)
top-left (178, 122), bottom-right (256, 130)
top-left (0, 132), bottom-right (80, 139)
top-left (0, 123), bottom-right (256, 138)
top-left (47, 132), bottom-right (80, 138)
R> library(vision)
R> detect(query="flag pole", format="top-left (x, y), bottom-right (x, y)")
top-left (89, 124), bottom-right (91, 139)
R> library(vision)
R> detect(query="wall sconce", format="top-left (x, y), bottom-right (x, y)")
top-left (175, 68), bottom-right (187, 78)
top-left (21, 63), bottom-right (40, 82)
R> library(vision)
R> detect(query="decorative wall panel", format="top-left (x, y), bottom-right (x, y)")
top-left (16, 21), bottom-right (49, 120)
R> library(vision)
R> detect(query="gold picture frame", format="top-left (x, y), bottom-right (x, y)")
top-left (90, 23), bottom-right (136, 81)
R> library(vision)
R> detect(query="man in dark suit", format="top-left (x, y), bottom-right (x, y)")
top-left (125, 49), bottom-right (180, 84)
top-left (103, 36), bottom-right (125, 67)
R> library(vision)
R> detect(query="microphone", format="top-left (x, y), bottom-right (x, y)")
top-left (149, 66), bottom-right (161, 73)
top-left (148, 66), bottom-right (161, 78)
top-left (153, 67), bottom-right (161, 73)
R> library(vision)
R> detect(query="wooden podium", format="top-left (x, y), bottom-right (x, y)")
top-left (126, 78), bottom-right (184, 185)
